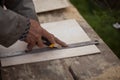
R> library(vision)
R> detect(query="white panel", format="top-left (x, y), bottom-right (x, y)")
top-left (33, 0), bottom-right (69, 13)
top-left (1, 45), bottom-right (100, 67)
top-left (41, 19), bottom-right (91, 44)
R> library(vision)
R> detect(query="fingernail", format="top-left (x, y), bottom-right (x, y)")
top-left (54, 44), bottom-right (62, 48)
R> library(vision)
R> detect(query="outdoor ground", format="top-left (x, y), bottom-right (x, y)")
top-left (70, 0), bottom-right (120, 58)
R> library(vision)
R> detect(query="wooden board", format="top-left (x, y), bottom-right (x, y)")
top-left (1, 60), bottom-right (74, 80)
top-left (0, 19), bottom-right (100, 67)
top-left (1, 1), bottom-right (120, 80)
top-left (33, 0), bottom-right (69, 13)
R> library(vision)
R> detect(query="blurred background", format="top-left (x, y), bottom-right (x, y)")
top-left (70, 0), bottom-right (120, 58)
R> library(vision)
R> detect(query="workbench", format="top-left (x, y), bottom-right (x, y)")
top-left (1, 1), bottom-right (120, 80)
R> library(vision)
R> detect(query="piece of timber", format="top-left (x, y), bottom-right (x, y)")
top-left (0, 40), bottom-right (99, 59)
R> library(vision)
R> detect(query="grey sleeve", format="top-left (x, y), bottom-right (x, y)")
top-left (0, 6), bottom-right (29, 47)
top-left (5, 0), bottom-right (38, 21)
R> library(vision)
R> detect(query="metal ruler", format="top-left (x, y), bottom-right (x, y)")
top-left (0, 40), bottom-right (99, 59)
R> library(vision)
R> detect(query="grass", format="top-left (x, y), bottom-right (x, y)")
top-left (70, 0), bottom-right (120, 58)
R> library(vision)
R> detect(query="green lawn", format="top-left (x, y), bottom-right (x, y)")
top-left (70, 0), bottom-right (120, 58)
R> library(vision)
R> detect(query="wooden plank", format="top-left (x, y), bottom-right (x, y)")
top-left (0, 19), bottom-right (100, 67)
top-left (33, 0), bottom-right (69, 13)
top-left (1, 1), bottom-right (120, 80)
top-left (70, 62), bottom-right (120, 80)
top-left (1, 60), bottom-right (74, 80)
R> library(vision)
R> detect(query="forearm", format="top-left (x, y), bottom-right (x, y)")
top-left (0, 6), bottom-right (29, 47)
top-left (5, 0), bottom-right (38, 21)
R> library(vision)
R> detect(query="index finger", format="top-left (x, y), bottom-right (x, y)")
top-left (54, 37), bottom-right (68, 47)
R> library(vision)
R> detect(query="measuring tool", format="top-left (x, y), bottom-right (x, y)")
top-left (0, 40), bottom-right (99, 59)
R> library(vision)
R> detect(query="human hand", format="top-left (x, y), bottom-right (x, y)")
top-left (24, 19), bottom-right (67, 51)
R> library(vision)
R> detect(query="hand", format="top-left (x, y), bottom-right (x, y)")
top-left (24, 19), bottom-right (67, 51)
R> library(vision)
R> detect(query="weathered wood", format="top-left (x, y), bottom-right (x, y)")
top-left (1, 60), bottom-right (74, 80)
top-left (1, 0), bottom-right (120, 80)
top-left (70, 61), bottom-right (120, 80)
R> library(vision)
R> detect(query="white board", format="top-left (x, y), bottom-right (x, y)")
top-left (0, 19), bottom-right (100, 67)
top-left (33, 0), bottom-right (69, 13)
